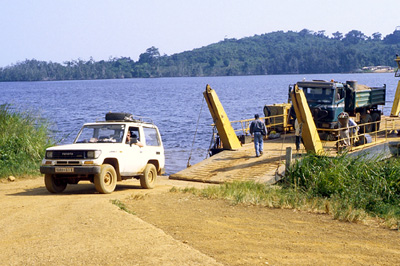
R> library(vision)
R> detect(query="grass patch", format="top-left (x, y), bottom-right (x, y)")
top-left (111, 199), bottom-right (136, 215)
top-left (285, 153), bottom-right (400, 224)
top-left (0, 104), bottom-right (54, 178)
top-left (174, 153), bottom-right (400, 229)
top-left (179, 181), bottom-right (326, 211)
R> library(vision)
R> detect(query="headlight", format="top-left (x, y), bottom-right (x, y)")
top-left (87, 150), bottom-right (101, 159)
top-left (46, 151), bottom-right (53, 159)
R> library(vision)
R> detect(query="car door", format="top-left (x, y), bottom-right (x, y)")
top-left (142, 126), bottom-right (164, 168)
top-left (120, 126), bottom-right (147, 176)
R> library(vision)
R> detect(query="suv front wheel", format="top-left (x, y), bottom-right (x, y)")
top-left (45, 174), bottom-right (67, 193)
top-left (140, 164), bottom-right (157, 189)
top-left (94, 164), bottom-right (117, 194)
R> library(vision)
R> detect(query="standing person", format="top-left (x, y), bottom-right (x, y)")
top-left (289, 105), bottom-right (302, 152)
top-left (250, 114), bottom-right (267, 157)
top-left (337, 112), bottom-right (351, 147)
top-left (338, 112), bottom-right (358, 147)
top-left (348, 117), bottom-right (359, 144)
top-left (295, 118), bottom-right (303, 151)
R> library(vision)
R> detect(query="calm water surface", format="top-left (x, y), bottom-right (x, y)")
top-left (1, 73), bottom-right (397, 174)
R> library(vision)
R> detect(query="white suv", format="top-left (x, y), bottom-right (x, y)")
top-left (40, 113), bottom-right (165, 194)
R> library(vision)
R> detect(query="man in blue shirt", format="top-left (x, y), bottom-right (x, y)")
top-left (250, 114), bottom-right (267, 157)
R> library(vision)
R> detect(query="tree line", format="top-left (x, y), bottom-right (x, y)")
top-left (1, 29), bottom-right (400, 82)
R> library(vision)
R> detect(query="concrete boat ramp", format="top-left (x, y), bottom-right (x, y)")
top-left (169, 135), bottom-right (297, 184)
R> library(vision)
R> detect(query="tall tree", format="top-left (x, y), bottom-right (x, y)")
top-left (343, 30), bottom-right (367, 44)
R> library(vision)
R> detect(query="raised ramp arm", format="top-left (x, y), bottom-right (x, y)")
top-left (290, 84), bottom-right (324, 154)
top-left (203, 84), bottom-right (242, 150)
top-left (390, 55), bottom-right (400, 117)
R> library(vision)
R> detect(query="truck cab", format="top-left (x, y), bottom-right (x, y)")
top-left (289, 80), bottom-right (386, 132)
top-left (294, 80), bottom-right (345, 129)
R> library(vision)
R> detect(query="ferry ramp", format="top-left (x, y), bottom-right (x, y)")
top-left (169, 135), bottom-right (296, 184)
top-left (169, 116), bottom-right (400, 184)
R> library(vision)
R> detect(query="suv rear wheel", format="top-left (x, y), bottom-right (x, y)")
top-left (140, 164), bottom-right (157, 189)
top-left (94, 164), bottom-right (117, 194)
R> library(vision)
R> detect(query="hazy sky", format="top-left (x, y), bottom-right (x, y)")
top-left (1, 0), bottom-right (399, 67)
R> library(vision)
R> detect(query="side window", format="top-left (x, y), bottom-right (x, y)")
top-left (143, 127), bottom-right (160, 146)
top-left (337, 88), bottom-right (344, 101)
top-left (127, 127), bottom-right (141, 144)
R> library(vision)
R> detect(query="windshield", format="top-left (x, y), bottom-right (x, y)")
top-left (302, 87), bottom-right (334, 103)
top-left (75, 124), bottom-right (125, 143)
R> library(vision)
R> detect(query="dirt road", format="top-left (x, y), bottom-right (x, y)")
top-left (1, 176), bottom-right (400, 265)
top-left (126, 192), bottom-right (400, 265)
top-left (0, 177), bottom-right (220, 266)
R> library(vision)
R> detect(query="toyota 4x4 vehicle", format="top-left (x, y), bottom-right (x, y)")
top-left (40, 112), bottom-right (165, 194)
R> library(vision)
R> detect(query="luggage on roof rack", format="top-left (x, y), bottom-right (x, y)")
top-left (105, 112), bottom-right (134, 121)
top-left (105, 112), bottom-right (154, 124)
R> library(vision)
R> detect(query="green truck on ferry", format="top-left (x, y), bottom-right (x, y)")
top-left (291, 80), bottom-right (386, 133)
top-left (264, 79), bottom-right (386, 135)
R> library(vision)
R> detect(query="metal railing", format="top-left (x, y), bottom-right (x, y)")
top-left (229, 113), bottom-right (292, 136)
top-left (321, 117), bottom-right (400, 153)
top-left (222, 114), bottom-right (400, 154)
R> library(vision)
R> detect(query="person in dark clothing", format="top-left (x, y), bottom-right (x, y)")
top-left (250, 114), bottom-right (267, 157)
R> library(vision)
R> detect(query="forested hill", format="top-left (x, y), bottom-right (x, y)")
top-left (1, 29), bottom-right (400, 81)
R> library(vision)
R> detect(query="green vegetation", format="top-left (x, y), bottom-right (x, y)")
top-left (1, 29), bottom-right (400, 81)
top-left (0, 104), bottom-right (54, 178)
top-left (285, 153), bottom-right (400, 225)
top-left (111, 199), bottom-right (136, 215)
top-left (175, 154), bottom-right (400, 229)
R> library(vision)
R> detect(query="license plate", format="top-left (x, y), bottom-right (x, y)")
top-left (55, 167), bottom-right (74, 173)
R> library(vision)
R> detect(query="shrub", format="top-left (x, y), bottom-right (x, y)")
top-left (285, 153), bottom-right (400, 221)
top-left (0, 104), bottom-right (54, 177)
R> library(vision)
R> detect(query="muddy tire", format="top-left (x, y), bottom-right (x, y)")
top-left (140, 164), bottom-right (157, 189)
top-left (94, 164), bottom-right (117, 194)
top-left (371, 112), bottom-right (381, 132)
top-left (361, 114), bottom-right (373, 133)
top-left (45, 174), bottom-right (67, 193)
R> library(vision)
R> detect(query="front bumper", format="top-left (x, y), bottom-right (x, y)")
top-left (40, 165), bottom-right (101, 175)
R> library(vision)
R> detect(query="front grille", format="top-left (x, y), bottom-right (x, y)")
top-left (52, 151), bottom-right (85, 159)
top-left (55, 161), bottom-right (81, 166)
top-left (311, 108), bottom-right (330, 121)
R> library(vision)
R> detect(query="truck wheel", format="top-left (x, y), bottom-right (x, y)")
top-left (361, 114), bottom-right (373, 133)
top-left (140, 164), bottom-right (157, 189)
top-left (371, 112), bottom-right (381, 132)
top-left (44, 174), bottom-right (67, 193)
top-left (94, 164), bottom-right (117, 194)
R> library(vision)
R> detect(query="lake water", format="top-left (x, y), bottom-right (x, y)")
top-left (1, 73), bottom-right (398, 175)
